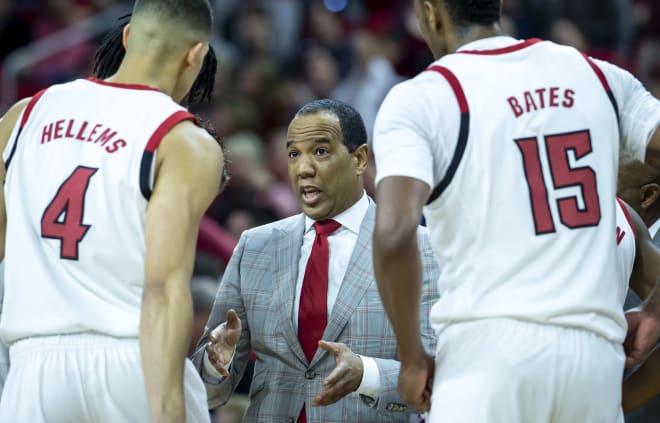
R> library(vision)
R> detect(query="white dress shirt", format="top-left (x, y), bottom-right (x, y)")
top-left (649, 219), bottom-right (660, 240)
top-left (204, 192), bottom-right (382, 398)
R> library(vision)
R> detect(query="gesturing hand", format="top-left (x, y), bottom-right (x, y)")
top-left (398, 352), bottom-right (434, 412)
top-left (311, 341), bottom-right (364, 406)
top-left (625, 307), bottom-right (660, 368)
top-left (205, 309), bottom-right (242, 376)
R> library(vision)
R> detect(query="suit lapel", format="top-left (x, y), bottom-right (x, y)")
top-left (271, 214), bottom-right (308, 365)
top-left (311, 202), bottom-right (377, 366)
top-left (652, 226), bottom-right (660, 248)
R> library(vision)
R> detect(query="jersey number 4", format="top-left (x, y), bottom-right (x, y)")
top-left (515, 130), bottom-right (601, 235)
top-left (41, 166), bottom-right (98, 260)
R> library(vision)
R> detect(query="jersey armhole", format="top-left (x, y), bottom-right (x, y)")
top-left (581, 54), bottom-right (620, 125)
top-left (423, 65), bottom-right (470, 205)
top-left (616, 198), bottom-right (636, 239)
top-left (139, 110), bottom-right (198, 200)
top-left (5, 89), bottom-right (47, 171)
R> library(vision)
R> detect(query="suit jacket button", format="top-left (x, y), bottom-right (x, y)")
top-left (288, 418), bottom-right (295, 423)
top-left (305, 369), bottom-right (316, 379)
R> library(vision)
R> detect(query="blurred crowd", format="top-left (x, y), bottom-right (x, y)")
top-left (0, 0), bottom-right (659, 421)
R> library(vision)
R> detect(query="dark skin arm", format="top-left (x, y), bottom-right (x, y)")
top-left (644, 128), bottom-right (660, 170)
top-left (625, 201), bottom-right (660, 300)
top-left (622, 346), bottom-right (660, 413)
top-left (373, 176), bottom-right (432, 411)
top-left (625, 128), bottom-right (660, 368)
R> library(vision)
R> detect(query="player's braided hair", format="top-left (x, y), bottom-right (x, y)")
top-left (93, 14), bottom-right (217, 105)
top-left (442, 0), bottom-right (501, 26)
top-left (93, 15), bottom-right (227, 190)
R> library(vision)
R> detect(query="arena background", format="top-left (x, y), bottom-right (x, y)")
top-left (0, 0), bottom-right (658, 422)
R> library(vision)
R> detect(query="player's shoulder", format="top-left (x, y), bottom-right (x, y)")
top-left (162, 119), bottom-right (222, 162)
top-left (379, 65), bottom-right (456, 116)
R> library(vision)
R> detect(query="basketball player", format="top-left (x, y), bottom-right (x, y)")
top-left (371, 0), bottom-right (660, 421)
top-left (616, 197), bottom-right (660, 416)
top-left (0, 1), bottom-right (222, 422)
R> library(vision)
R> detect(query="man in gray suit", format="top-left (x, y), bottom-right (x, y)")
top-left (192, 99), bottom-right (440, 422)
top-left (618, 159), bottom-right (660, 422)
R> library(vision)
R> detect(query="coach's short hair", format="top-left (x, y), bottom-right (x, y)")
top-left (294, 99), bottom-right (367, 153)
top-left (133, 0), bottom-right (213, 35)
top-left (432, 0), bottom-right (501, 27)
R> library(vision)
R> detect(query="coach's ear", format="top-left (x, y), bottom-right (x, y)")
top-left (639, 183), bottom-right (660, 209)
top-left (122, 24), bottom-right (131, 49)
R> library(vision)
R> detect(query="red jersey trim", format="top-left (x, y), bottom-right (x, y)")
top-left (19, 89), bottom-right (47, 129)
top-left (86, 77), bottom-right (162, 93)
top-left (425, 65), bottom-right (469, 113)
top-left (139, 110), bottom-right (198, 200)
top-left (582, 55), bottom-right (612, 91)
top-left (616, 198), bottom-right (636, 239)
top-left (423, 65), bottom-right (470, 204)
top-left (457, 38), bottom-right (542, 55)
top-left (145, 110), bottom-right (197, 153)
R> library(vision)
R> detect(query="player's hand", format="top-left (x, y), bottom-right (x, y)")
top-left (312, 341), bottom-right (364, 406)
top-left (624, 306), bottom-right (660, 368)
top-left (205, 309), bottom-right (242, 376)
top-left (398, 352), bottom-right (434, 412)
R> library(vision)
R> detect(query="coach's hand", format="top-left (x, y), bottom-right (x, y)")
top-left (398, 352), bottom-right (434, 412)
top-left (625, 305), bottom-right (660, 368)
top-left (205, 309), bottom-right (242, 376)
top-left (312, 341), bottom-right (364, 406)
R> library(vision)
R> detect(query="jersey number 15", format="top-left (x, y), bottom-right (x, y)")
top-left (515, 130), bottom-right (601, 235)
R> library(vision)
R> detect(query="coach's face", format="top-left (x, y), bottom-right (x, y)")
top-left (286, 112), bottom-right (367, 221)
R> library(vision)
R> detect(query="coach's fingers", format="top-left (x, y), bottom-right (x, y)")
top-left (226, 309), bottom-right (241, 330)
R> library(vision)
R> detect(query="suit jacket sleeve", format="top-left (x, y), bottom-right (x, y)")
top-left (191, 232), bottom-right (252, 409)
top-left (360, 227), bottom-right (441, 414)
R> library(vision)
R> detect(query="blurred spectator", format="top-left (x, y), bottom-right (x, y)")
top-left (334, 15), bottom-right (402, 141)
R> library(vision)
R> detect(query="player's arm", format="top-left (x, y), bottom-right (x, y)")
top-left (622, 345), bottom-right (660, 412)
top-left (373, 177), bottom-right (430, 364)
top-left (646, 129), bottom-right (660, 170)
top-left (625, 201), bottom-right (660, 299)
top-left (0, 98), bottom-right (31, 261)
top-left (140, 121), bottom-right (223, 422)
top-left (593, 59), bottom-right (660, 169)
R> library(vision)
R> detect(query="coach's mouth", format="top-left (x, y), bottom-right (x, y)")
top-left (300, 185), bottom-right (322, 206)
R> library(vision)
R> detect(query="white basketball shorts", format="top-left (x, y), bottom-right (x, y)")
top-left (428, 318), bottom-right (625, 423)
top-left (0, 333), bottom-right (210, 422)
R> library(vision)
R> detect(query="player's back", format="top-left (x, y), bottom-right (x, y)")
top-left (0, 78), bottom-right (194, 344)
top-left (420, 39), bottom-right (626, 342)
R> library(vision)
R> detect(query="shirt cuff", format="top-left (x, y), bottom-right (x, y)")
top-left (356, 355), bottom-right (381, 399)
top-left (202, 346), bottom-right (235, 385)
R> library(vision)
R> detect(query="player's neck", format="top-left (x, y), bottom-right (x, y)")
top-left (645, 211), bottom-right (660, 232)
top-left (451, 24), bottom-right (504, 53)
top-left (108, 57), bottom-right (178, 97)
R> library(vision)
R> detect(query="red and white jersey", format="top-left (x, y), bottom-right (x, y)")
top-left (0, 78), bottom-right (196, 344)
top-left (615, 198), bottom-right (636, 304)
top-left (374, 37), bottom-right (660, 343)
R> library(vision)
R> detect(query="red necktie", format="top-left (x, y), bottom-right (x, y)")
top-left (297, 219), bottom-right (341, 423)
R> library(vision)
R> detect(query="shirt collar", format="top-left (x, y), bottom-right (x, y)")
top-left (649, 219), bottom-right (660, 239)
top-left (456, 35), bottom-right (520, 52)
top-left (304, 191), bottom-right (369, 235)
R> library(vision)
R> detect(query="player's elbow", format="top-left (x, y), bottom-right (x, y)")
top-left (373, 212), bottom-right (419, 260)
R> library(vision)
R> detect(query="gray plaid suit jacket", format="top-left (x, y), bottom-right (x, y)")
top-left (192, 201), bottom-right (440, 422)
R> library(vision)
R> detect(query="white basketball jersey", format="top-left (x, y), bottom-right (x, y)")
top-left (0, 78), bottom-right (195, 344)
top-left (421, 40), bottom-right (627, 342)
top-left (614, 198), bottom-right (636, 304)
